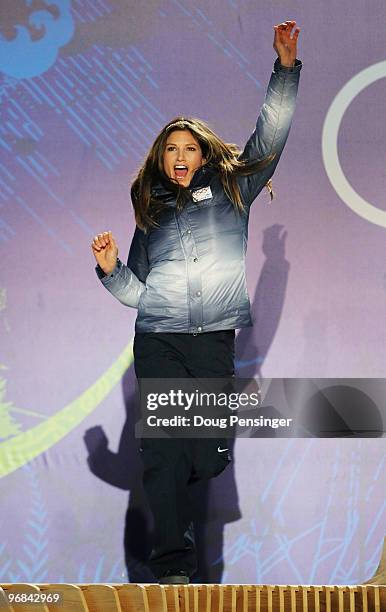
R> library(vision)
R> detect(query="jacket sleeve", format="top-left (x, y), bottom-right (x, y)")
top-left (237, 57), bottom-right (302, 207)
top-left (126, 227), bottom-right (149, 284)
top-left (94, 226), bottom-right (149, 308)
top-left (95, 258), bottom-right (146, 308)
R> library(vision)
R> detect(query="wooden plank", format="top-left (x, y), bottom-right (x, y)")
top-left (324, 586), bottom-right (334, 612)
top-left (231, 586), bottom-right (237, 612)
top-left (289, 585), bottom-right (297, 612)
top-left (205, 585), bottom-right (212, 612)
top-left (277, 586), bottom-right (285, 612)
top-left (18, 584), bottom-right (73, 612)
top-left (210, 584), bottom-right (221, 612)
top-left (374, 586), bottom-right (381, 612)
top-left (42, 584), bottom-right (89, 612)
top-left (219, 585), bottom-right (237, 612)
top-left (140, 584), bottom-right (151, 612)
top-left (312, 586), bottom-right (323, 612)
top-left (255, 586), bottom-right (263, 612)
top-left (162, 585), bottom-right (179, 612)
top-left (193, 586), bottom-right (199, 612)
top-left (242, 585), bottom-right (249, 612)
top-left (173, 586), bottom-right (180, 612)
top-left (4, 584), bottom-right (51, 612)
top-left (218, 584), bottom-right (224, 612)
top-left (80, 584), bottom-right (121, 612)
top-left (360, 586), bottom-right (369, 612)
top-left (347, 586), bottom-right (356, 612)
top-left (337, 586), bottom-right (345, 612)
top-left (266, 585), bottom-right (274, 612)
top-left (143, 584), bottom-right (167, 612)
top-left (301, 586), bottom-right (309, 612)
top-left (114, 584), bottom-right (146, 612)
top-left (0, 587), bottom-right (13, 612)
top-left (181, 585), bottom-right (190, 612)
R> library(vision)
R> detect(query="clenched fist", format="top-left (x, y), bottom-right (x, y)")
top-left (91, 231), bottom-right (118, 275)
top-left (273, 20), bottom-right (300, 68)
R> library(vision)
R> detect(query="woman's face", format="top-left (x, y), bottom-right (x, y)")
top-left (162, 129), bottom-right (206, 188)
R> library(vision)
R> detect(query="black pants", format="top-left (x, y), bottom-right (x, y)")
top-left (133, 329), bottom-right (235, 579)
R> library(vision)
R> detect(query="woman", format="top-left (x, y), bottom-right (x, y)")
top-left (92, 20), bottom-right (301, 584)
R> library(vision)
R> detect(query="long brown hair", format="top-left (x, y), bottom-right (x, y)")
top-left (131, 116), bottom-right (276, 231)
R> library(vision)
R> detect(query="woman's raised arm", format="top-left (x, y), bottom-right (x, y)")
top-left (237, 21), bottom-right (302, 206)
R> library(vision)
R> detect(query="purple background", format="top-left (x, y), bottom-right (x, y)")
top-left (0, 0), bottom-right (385, 584)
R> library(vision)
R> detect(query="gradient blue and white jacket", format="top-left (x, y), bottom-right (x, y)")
top-left (96, 57), bottom-right (302, 334)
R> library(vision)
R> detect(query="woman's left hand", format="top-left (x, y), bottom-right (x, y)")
top-left (273, 20), bottom-right (300, 68)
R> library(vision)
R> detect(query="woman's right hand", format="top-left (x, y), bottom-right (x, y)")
top-left (91, 231), bottom-right (118, 275)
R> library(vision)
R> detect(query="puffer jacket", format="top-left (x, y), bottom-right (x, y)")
top-left (96, 57), bottom-right (302, 334)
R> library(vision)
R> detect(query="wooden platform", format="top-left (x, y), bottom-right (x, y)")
top-left (1, 539), bottom-right (385, 611)
top-left (0, 583), bottom-right (385, 611)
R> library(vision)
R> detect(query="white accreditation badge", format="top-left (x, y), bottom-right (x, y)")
top-left (191, 186), bottom-right (213, 202)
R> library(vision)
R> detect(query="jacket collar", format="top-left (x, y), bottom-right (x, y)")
top-left (151, 163), bottom-right (217, 199)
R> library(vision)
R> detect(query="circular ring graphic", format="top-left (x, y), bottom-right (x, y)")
top-left (322, 60), bottom-right (386, 227)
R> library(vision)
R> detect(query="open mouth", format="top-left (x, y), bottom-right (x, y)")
top-left (174, 165), bottom-right (189, 180)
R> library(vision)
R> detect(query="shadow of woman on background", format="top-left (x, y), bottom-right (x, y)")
top-left (83, 223), bottom-right (290, 582)
top-left (235, 225), bottom-right (290, 438)
top-left (235, 224), bottom-right (289, 380)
